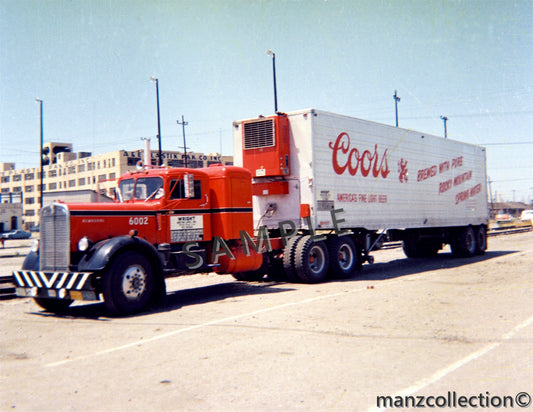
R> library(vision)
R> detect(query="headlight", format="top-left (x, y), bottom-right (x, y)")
top-left (31, 239), bottom-right (40, 253)
top-left (78, 236), bottom-right (92, 252)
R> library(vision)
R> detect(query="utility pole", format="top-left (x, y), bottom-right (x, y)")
top-left (150, 77), bottom-right (162, 165)
top-left (440, 115), bottom-right (448, 138)
top-left (35, 98), bottom-right (44, 210)
top-left (177, 115), bottom-right (189, 167)
top-left (393, 90), bottom-right (400, 127)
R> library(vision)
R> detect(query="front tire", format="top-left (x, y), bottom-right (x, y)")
top-left (102, 251), bottom-right (154, 315)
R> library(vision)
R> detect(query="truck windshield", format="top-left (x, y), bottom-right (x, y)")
top-left (118, 177), bottom-right (164, 202)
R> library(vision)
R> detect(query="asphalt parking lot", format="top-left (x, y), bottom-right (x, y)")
top-left (1, 232), bottom-right (532, 411)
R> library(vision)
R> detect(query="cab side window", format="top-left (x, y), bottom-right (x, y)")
top-left (169, 179), bottom-right (202, 200)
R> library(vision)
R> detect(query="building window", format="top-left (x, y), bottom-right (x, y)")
top-left (1, 176), bottom-right (10, 183)
top-left (112, 158), bottom-right (116, 167)
top-left (13, 174), bottom-right (22, 182)
top-left (24, 185), bottom-right (34, 193)
top-left (127, 157), bottom-right (141, 166)
top-left (78, 164), bottom-right (85, 173)
top-left (78, 178), bottom-right (86, 186)
top-left (24, 209), bottom-right (36, 216)
top-left (69, 166), bottom-right (76, 174)
top-left (98, 174), bottom-right (106, 182)
top-left (88, 162), bottom-right (95, 171)
top-left (48, 170), bottom-right (57, 178)
top-left (24, 173), bottom-right (35, 180)
top-left (25, 197), bottom-right (35, 204)
top-left (13, 186), bottom-right (22, 192)
top-left (69, 179), bottom-right (76, 188)
top-left (109, 173), bottom-right (116, 180)
top-left (49, 182), bottom-right (57, 190)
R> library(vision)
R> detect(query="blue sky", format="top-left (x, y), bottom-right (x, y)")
top-left (1, 0), bottom-right (532, 202)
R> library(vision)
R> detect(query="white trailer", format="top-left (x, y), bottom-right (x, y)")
top-left (233, 108), bottom-right (489, 282)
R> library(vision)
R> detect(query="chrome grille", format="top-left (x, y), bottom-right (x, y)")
top-left (243, 119), bottom-right (275, 149)
top-left (40, 203), bottom-right (70, 271)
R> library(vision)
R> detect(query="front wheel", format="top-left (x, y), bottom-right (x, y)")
top-left (102, 251), bottom-right (154, 315)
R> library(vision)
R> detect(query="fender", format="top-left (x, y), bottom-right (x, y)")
top-left (78, 235), bottom-right (163, 275)
top-left (21, 250), bottom-right (39, 271)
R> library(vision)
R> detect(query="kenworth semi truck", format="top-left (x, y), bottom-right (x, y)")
top-left (13, 109), bottom-right (489, 315)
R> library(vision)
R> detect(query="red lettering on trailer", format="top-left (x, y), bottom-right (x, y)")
top-left (452, 156), bottom-right (463, 168)
top-left (329, 133), bottom-right (390, 178)
top-left (417, 165), bottom-right (437, 182)
top-left (453, 170), bottom-right (473, 186)
top-left (439, 179), bottom-right (453, 194)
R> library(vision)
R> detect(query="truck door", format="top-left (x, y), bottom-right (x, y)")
top-left (166, 174), bottom-right (211, 243)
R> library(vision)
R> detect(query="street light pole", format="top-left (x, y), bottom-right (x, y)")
top-left (393, 90), bottom-right (401, 127)
top-left (267, 50), bottom-right (278, 113)
top-left (151, 77), bottom-right (162, 166)
top-left (440, 115), bottom-right (448, 138)
top-left (35, 98), bottom-right (44, 210)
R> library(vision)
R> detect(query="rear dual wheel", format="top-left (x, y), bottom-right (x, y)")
top-left (294, 235), bottom-right (329, 283)
top-left (327, 236), bottom-right (358, 278)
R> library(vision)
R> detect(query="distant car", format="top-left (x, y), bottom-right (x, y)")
top-left (495, 213), bottom-right (513, 222)
top-left (520, 210), bottom-right (533, 221)
top-left (1, 230), bottom-right (32, 239)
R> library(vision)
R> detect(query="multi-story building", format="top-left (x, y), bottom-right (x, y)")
top-left (0, 143), bottom-right (233, 229)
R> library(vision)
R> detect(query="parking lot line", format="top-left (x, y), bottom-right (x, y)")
top-left (367, 313), bottom-right (533, 411)
top-left (45, 288), bottom-right (356, 368)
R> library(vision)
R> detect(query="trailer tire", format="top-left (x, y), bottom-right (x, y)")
top-left (33, 297), bottom-right (73, 313)
top-left (102, 251), bottom-right (154, 315)
top-left (451, 226), bottom-right (477, 257)
top-left (327, 236), bottom-right (357, 278)
top-left (294, 235), bottom-right (329, 283)
top-left (282, 235), bottom-right (303, 282)
top-left (402, 238), bottom-right (420, 258)
top-left (403, 238), bottom-right (440, 258)
top-left (475, 225), bottom-right (487, 255)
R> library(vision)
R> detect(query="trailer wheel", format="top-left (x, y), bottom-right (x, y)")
top-left (294, 235), bottom-right (330, 283)
top-left (402, 238), bottom-right (420, 258)
top-left (33, 297), bottom-right (73, 313)
top-left (403, 239), bottom-right (440, 258)
top-left (102, 251), bottom-right (154, 315)
top-left (451, 226), bottom-right (477, 257)
top-left (282, 235), bottom-right (303, 282)
top-left (475, 226), bottom-right (487, 255)
top-left (327, 236), bottom-right (357, 278)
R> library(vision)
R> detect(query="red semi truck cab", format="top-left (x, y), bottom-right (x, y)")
top-left (13, 165), bottom-right (262, 314)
